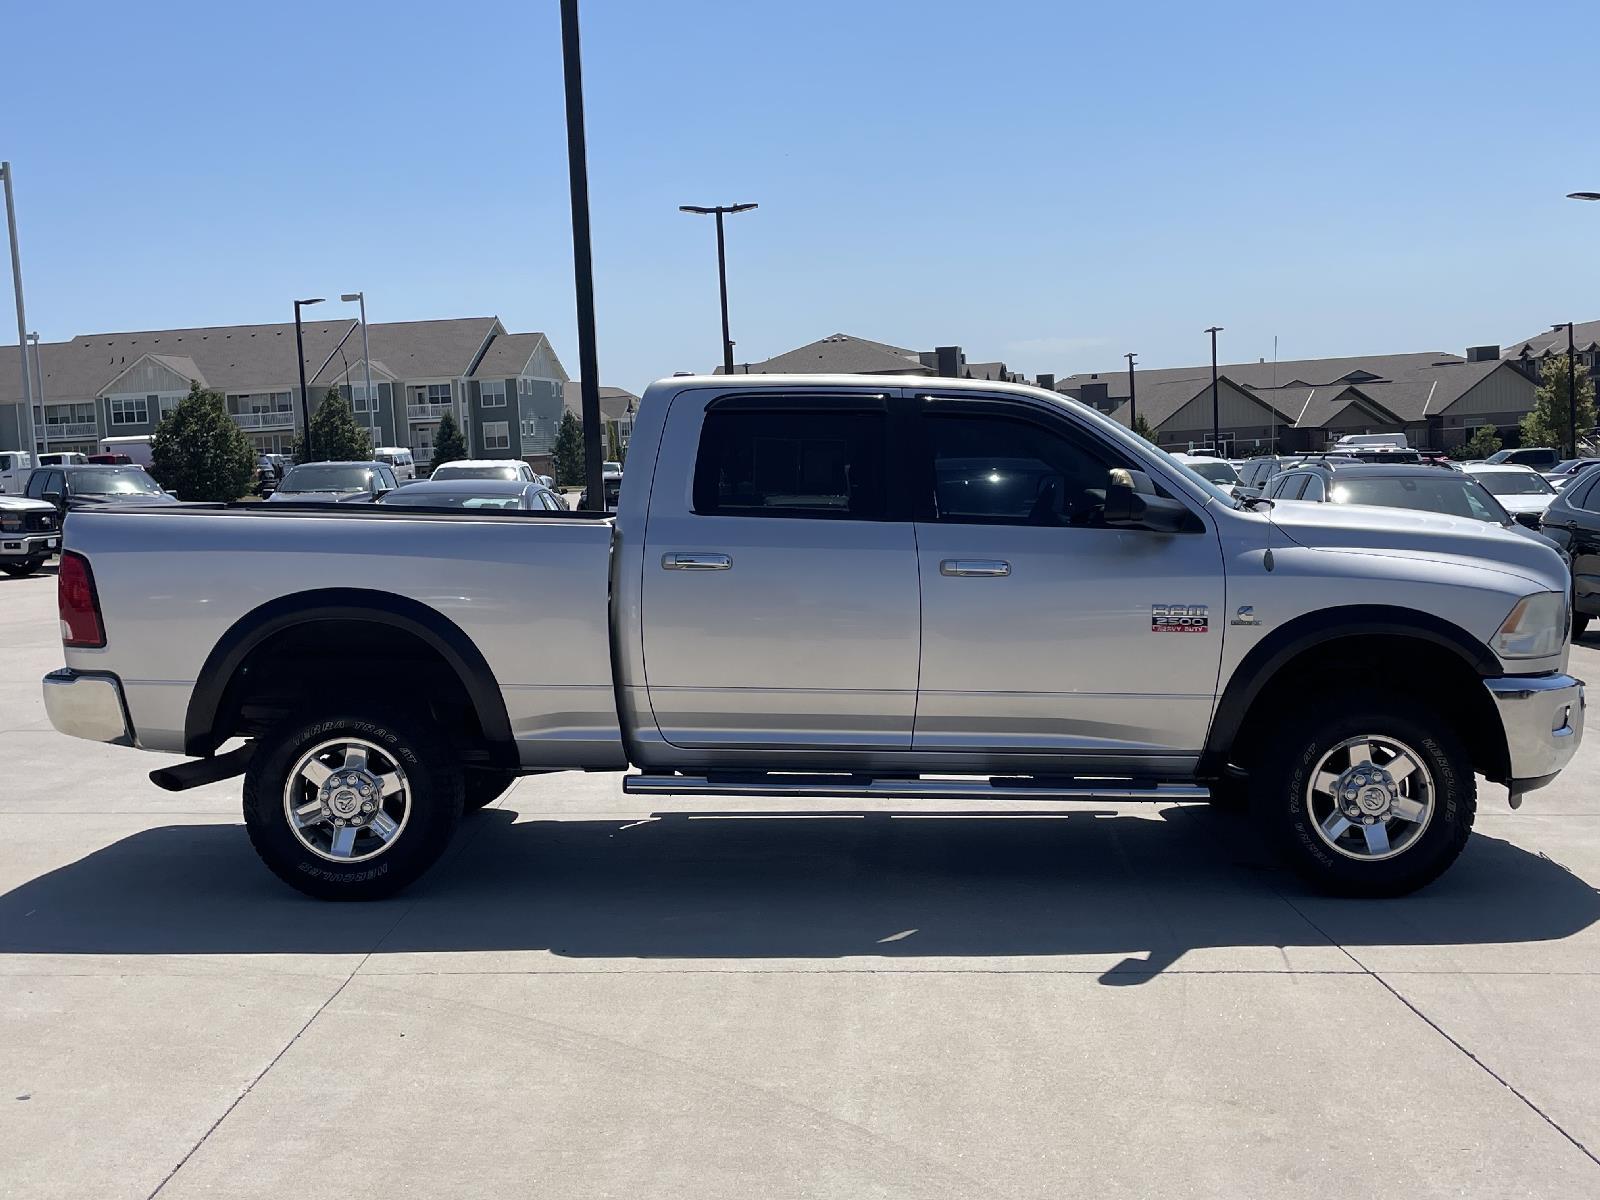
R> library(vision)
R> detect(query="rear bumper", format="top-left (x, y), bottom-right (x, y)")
top-left (0, 531), bottom-right (58, 559)
top-left (42, 668), bottom-right (134, 746)
top-left (1484, 673), bottom-right (1584, 791)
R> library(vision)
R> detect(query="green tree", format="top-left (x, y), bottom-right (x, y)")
top-left (150, 381), bottom-right (255, 501)
top-left (553, 410), bottom-right (586, 485)
top-left (295, 386), bottom-right (372, 463)
top-left (1455, 424), bottom-right (1502, 460)
top-left (1519, 354), bottom-right (1595, 453)
top-left (430, 411), bottom-right (467, 470)
top-left (1130, 414), bottom-right (1155, 442)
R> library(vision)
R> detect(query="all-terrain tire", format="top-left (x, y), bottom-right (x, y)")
top-left (1250, 692), bottom-right (1475, 897)
top-left (243, 705), bottom-right (464, 900)
top-left (0, 559), bottom-right (43, 578)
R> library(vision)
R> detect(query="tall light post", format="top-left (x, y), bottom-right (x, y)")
top-left (1124, 352), bottom-right (1138, 432)
top-left (341, 292), bottom-right (376, 448)
top-left (26, 331), bottom-right (46, 453)
top-left (680, 203), bottom-right (758, 374)
top-left (1552, 322), bottom-right (1579, 458)
top-left (1205, 325), bottom-right (1224, 451)
top-left (2, 162), bottom-right (36, 458)
top-left (560, 0), bottom-right (605, 509)
top-left (293, 297), bottom-right (324, 458)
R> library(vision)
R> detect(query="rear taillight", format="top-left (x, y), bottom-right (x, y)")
top-left (58, 551), bottom-right (105, 648)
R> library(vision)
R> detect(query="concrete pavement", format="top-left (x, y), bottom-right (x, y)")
top-left (2, 567), bottom-right (1599, 1198)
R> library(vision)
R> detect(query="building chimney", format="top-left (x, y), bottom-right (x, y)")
top-left (1466, 345), bottom-right (1500, 363)
top-left (1078, 381), bottom-right (1110, 411)
top-left (1036, 373), bottom-right (1056, 391)
top-left (935, 345), bottom-right (962, 378)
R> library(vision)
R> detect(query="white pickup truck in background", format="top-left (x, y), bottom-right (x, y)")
top-left (41, 375), bottom-right (1583, 900)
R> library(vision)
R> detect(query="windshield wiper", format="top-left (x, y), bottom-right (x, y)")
top-left (1237, 493), bottom-right (1274, 511)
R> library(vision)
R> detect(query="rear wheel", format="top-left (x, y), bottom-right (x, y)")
top-left (1250, 694), bottom-right (1475, 897)
top-left (243, 705), bottom-right (463, 900)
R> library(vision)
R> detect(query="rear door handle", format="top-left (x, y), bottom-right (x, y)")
top-left (940, 559), bottom-right (1011, 578)
top-left (662, 552), bottom-right (732, 571)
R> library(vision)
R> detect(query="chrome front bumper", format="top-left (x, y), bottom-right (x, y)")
top-left (1484, 673), bottom-right (1584, 791)
top-left (0, 531), bottom-right (58, 558)
top-left (42, 669), bottom-right (134, 746)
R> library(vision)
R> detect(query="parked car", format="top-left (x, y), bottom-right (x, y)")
top-left (1461, 464), bottom-right (1559, 527)
top-left (37, 452), bottom-right (89, 468)
top-left (1331, 433), bottom-right (1408, 452)
top-left (428, 459), bottom-right (537, 483)
top-left (87, 454), bottom-right (135, 466)
top-left (1537, 465), bottom-right (1600, 637)
top-left (1260, 458), bottom-right (1543, 529)
top-left (577, 462), bottom-right (624, 511)
top-left (1542, 458), bottom-right (1600, 488)
top-left (1234, 454), bottom-right (1356, 496)
top-left (23, 464), bottom-right (178, 520)
top-left (1171, 453), bottom-right (1242, 494)
top-left (0, 493), bottom-right (61, 577)
top-left (1485, 446), bottom-right (1561, 470)
top-left (0, 451), bottom-right (33, 495)
top-left (376, 478), bottom-right (568, 511)
top-left (373, 447), bottom-right (418, 481)
top-left (266, 461), bottom-right (398, 503)
top-left (42, 374), bottom-right (1581, 904)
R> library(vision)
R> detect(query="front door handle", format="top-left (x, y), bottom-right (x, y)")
top-left (662, 552), bottom-right (732, 571)
top-left (940, 559), bottom-right (1011, 578)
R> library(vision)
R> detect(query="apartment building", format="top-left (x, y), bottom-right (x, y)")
top-left (0, 316), bottom-right (569, 465)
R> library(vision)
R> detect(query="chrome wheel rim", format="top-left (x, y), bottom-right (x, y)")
top-left (1306, 734), bottom-right (1434, 862)
top-left (282, 737), bottom-right (411, 864)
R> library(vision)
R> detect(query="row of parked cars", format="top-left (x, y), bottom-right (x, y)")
top-left (1173, 438), bottom-right (1600, 637)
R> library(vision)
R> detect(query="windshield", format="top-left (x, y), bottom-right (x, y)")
top-left (1329, 476), bottom-right (1509, 524)
top-left (603, 461), bottom-right (622, 473)
top-left (1474, 471), bottom-right (1555, 497)
top-left (1185, 460), bottom-right (1240, 485)
top-left (280, 465), bottom-right (375, 493)
top-left (381, 490), bottom-right (524, 509)
top-left (432, 465), bottom-right (518, 481)
top-left (71, 468), bottom-right (162, 496)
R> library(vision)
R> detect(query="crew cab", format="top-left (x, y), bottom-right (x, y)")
top-left (41, 375), bottom-right (1585, 901)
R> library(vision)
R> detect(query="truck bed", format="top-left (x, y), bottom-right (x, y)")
top-left (60, 504), bottom-right (625, 768)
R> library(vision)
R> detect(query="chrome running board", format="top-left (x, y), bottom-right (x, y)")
top-left (622, 772), bottom-right (1209, 803)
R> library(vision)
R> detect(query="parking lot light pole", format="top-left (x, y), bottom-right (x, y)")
top-left (1205, 326), bottom-right (1224, 451)
top-left (1125, 352), bottom-right (1137, 431)
top-left (680, 203), bottom-right (758, 374)
top-left (560, 0), bottom-right (606, 510)
top-left (341, 293), bottom-right (376, 448)
top-left (294, 298), bottom-right (324, 459)
top-left (2, 162), bottom-right (37, 458)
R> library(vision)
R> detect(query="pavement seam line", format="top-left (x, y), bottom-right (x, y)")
top-left (144, 895), bottom-right (423, 1199)
top-left (1280, 893), bottom-right (1600, 1171)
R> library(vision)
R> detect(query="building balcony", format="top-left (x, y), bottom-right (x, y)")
top-left (232, 411), bottom-right (295, 430)
top-left (407, 402), bottom-right (452, 422)
top-left (45, 421), bottom-right (98, 439)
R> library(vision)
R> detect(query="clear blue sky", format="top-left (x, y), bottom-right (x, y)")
top-left (6, 0), bottom-right (1597, 393)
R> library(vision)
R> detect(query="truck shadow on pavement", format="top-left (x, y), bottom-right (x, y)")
top-left (2, 804), bottom-right (1596, 983)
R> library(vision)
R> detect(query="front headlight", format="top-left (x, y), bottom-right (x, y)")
top-left (1493, 592), bottom-right (1567, 659)
top-left (0, 515), bottom-right (20, 533)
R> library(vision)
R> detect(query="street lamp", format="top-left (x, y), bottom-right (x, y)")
top-left (293, 298), bottom-right (324, 458)
top-left (341, 292), bottom-right (376, 449)
top-left (1, 162), bottom-right (36, 457)
top-left (1205, 326), bottom-right (1224, 451)
top-left (1567, 192), bottom-right (1600, 201)
top-left (679, 202), bottom-right (758, 374)
top-left (1552, 322), bottom-right (1579, 458)
top-left (1124, 352), bottom-right (1138, 432)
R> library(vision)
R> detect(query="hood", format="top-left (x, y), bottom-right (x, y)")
top-left (68, 492), bottom-right (178, 507)
top-left (0, 494), bottom-right (54, 512)
top-left (1492, 494), bottom-right (1553, 515)
top-left (1266, 500), bottom-right (1567, 590)
top-left (267, 488), bottom-right (364, 502)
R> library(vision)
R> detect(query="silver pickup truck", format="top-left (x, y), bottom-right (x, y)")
top-left (42, 375), bottom-right (1584, 900)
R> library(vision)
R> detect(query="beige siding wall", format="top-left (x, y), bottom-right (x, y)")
top-left (105, 359), bottom-right (192, 395)
top-left (1159, 382), bottom-right (1282, 436)
top-left (1441, 364), bottom-right (1537, 419)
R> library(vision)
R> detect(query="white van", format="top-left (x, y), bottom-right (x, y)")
top-left (373, 447), bottom-right (417, 481)
top-left (0, 451), bottom-right (34, 495)
top-left (39, 452), bottom-right (89, 467)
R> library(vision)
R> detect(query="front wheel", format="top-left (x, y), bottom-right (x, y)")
top-left (1251, 695), bottom-right (1475, 897)
top-left (0, 558), bottom-right (42, 578)
top-left (1573, 611), bottom-right (1590, 641)
top-left (243, 706), bottom-right (464, 900)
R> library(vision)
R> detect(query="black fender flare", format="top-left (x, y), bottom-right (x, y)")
top-left (184, 587), bottom-right (515, 763)
top-left (1201, 604), bottom-right (1500, 772)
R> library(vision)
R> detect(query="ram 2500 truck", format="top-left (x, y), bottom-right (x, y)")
top-left (42, 375), bottom-right (1583, 900)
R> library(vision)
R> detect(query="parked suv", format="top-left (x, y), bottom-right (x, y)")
top-left (1260, 460), bottom-right (1550, 537)
top-left (1485, 447), bottom-right (1561, 470)
top-left (0, 493), bottom-right (60, 576)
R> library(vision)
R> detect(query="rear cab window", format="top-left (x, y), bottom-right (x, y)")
top-left (693, 405), bottom-right (887, 520)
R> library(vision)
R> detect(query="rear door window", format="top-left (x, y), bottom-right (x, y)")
top-left (693, 408), bottom-right (887, 519)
